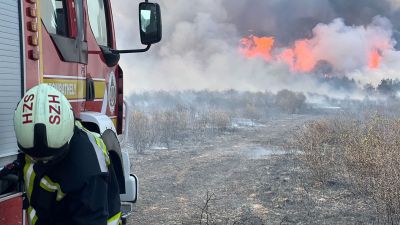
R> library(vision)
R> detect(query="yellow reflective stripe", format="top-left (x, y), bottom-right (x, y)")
top-left (87, 134), bottom-right (108, 172)
top-left (23, 157), bottom-right (36, 201)
top-left (39, 176), bottom-right (66, 201)
top-left (95, 137), bottom-right (110, 166)
top-left (107, 212), bottom-right (122, 225)
top-left (75, 120), bottom-right (84, 129)
top-left (28, 206), bottom-right (38, 225)
top-left (76, 121), bottom-right (110, 167)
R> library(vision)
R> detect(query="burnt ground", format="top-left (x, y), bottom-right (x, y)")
top-left (127, 114), bottom-right (377, 225)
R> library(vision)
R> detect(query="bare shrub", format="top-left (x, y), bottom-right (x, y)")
top-left (341, 115), bottom-right (400, 223)
top-left (130, 111), bottom-right (154, 154)
top-left (294, 119), bottom-right (344, 183)
top-left (296, 114), bottom-right (400, 223)
top-left (152, 111), bottom-right (179, 149)
top-left (208, 109), bottom-right (231, 133)
top-left (242, 104), bottom-right (261, 122)
top-left (199, 191), bottom-right (217, 225)
top-left (275, 90), bottom-right (306, 114)
top-left (129, 107), bottom-right (233, 153)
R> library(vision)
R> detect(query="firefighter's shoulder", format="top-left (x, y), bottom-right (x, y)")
top-left (49, 127), bottom-right (109, 192)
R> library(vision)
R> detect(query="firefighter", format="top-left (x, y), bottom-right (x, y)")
top-left (13, 84), bottom-right (122, 225)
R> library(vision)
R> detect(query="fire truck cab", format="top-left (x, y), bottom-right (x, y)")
top-left (0, 0), bottom-right (162, 224)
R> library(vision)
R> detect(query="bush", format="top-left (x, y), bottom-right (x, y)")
top-left (275, 90), bottom-right (306, 114)
top-left (294, 119), bottom-right (345, 182)
top-left (129, 111), bottom-right (154, 154)
top-left (295, 114), bottom-right (400, 223)
top-left (129, 108), bottom-right (233, 153)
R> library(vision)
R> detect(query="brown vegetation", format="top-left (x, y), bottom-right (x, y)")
top-left (129, 108), bottom-right (232, 153)
top-left (275, 90), bottom-right (306, 114)
top-left (295, 114), bottom-right (400, 224)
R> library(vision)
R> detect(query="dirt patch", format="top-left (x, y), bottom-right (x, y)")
top-left (127, 115), bottom-right (377, 224)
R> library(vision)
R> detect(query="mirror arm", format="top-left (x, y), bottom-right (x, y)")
top-left (111, 44), bottom-right (151, 54)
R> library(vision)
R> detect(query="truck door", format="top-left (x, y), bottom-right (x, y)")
top-left (40, 0), bottom-right (87, 115)
top-left (84, 0), bottom-right (117, 121)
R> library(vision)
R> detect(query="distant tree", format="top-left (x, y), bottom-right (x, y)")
top-left (377, 79), bottom-right (400, 97)
top-left (275, 90), bottom-right (306, 114)
top-left (363, 83), bottom-right (376, 96)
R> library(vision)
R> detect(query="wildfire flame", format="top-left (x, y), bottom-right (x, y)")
top-left (368, 50), bottom-right (382, 69)
top-left (240, 35), bottom-right (387, 72)
top-left (240, 35), bottom-right (274, 61)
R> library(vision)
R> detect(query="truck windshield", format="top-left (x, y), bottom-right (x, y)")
top-left (40, 0), bottom-right (68, 36)
top-left (87, 0), bottom-right (109, 47)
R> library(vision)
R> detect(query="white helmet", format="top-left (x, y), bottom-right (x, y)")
top-left (14, 84), bottom-right (75, 161)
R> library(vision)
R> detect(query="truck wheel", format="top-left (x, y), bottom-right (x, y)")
top-left (101, 129), bottom-right (126, 194)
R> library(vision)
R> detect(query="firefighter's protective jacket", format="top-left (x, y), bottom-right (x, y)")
top-left (22, 122), bottom-right (121, 225)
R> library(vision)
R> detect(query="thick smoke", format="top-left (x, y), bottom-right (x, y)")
top-left (241, 17), bottom-right (395, 73)
top-left (224, 0), bottom-right (398, 46)
top-left (111, 0), bottom-right (400, 97)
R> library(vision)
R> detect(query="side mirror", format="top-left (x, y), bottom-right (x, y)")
top-left (111, 1), bottom-right (162, 54)
top-left (139, 2), bottom-right (162, 45)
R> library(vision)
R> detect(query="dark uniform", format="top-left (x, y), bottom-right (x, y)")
top-left (22, 122), bottom-right (121, 225)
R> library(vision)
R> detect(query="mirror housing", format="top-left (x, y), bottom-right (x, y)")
top-left (111, 1), bottom-right (162, 54)
top-left (139, 2), bottom-right (162, 45)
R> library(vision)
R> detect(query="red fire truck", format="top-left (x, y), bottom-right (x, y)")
top-left (0, 0), bottom-right (162, 224)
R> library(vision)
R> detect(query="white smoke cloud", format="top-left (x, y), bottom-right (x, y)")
top-left (270, 16), bottom-right (396, 73)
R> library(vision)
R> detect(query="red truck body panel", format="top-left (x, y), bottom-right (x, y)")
top-left (0, 194), bottom-right (23, 225)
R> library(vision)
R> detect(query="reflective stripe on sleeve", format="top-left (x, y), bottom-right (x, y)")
top-left (107, 212), bottom-right (122, 225)
top-left (28, 206), bottom-right (38, 225)
top-left (95, 136), bottom-right (110, 166)
top-left (23, 157), bottom-right (36, 201)
top-left (39, 176), bottom-right (66, 201)
top-left (87, 133), bottom-right (109, 172)
top-left (75, 121), bottom-right (111, 170)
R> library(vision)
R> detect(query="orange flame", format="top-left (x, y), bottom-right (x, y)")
top-left (240, 35), bottom-right (275, 61)
top-left (269, 39), bottom-right (317, 73)
top-left (293, 40), bottom-right (316, 73)
top-left (277, 49), bottom-right (295, 70)
top-left (240, 34), bottom-right (388, 72)
top-left (240, 35), bottom-right (318, 72)
top-left (368, 50), bottom-right (381, 70)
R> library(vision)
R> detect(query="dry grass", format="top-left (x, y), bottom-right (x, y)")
top-left (129, 108), bottom-right (232, 153)
top-left (295, 114), bottom-right (400, 224)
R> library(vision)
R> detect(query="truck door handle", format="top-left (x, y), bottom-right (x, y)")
top-left (86, 78), bottom-right (95, 101)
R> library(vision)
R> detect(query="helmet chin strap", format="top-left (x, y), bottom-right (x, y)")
top-left (30, 146), bottom-right (70, 166)
top-left (26, 140), bottom-right (71, 166)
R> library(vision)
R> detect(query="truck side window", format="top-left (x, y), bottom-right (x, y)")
top-left (41, 0), bottom-right (69, 36)
top-left (87, 0), bottom-right (109, 47)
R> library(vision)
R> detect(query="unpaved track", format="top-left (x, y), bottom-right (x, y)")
top-left (127, 114), bottom-right (375, 225)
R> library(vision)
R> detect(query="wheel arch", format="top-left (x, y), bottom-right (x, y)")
top-left (102, 129), bottom-right (126, 194)
top-left (79, 112), bottom-right (126, 194)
